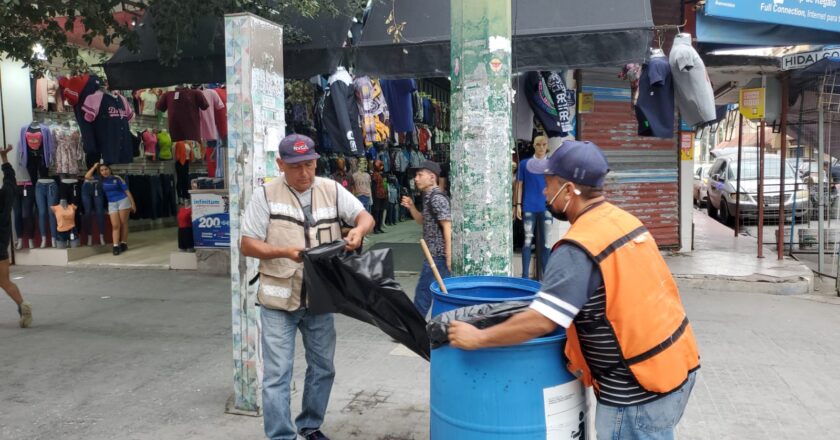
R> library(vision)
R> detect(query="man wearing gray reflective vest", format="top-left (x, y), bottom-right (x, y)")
top-left (240, 134), bottom-right (374, 440)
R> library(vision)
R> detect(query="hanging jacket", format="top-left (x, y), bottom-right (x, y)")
top-left (82, 91), bottom-right (135, 164)
top-left (558, 202), bottom-right (701, 394)
top-left (321, 72), bottom-right (364, 156)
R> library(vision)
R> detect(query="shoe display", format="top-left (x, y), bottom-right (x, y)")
top-left (19, 302), bottom-right (32, 328)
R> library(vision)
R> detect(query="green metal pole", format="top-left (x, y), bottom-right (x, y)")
top-left (450, 0), bottom-right (514, 275)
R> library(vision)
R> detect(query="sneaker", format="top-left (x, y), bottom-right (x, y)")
top-left (120, 242), bottom-right (128, 252)
top-left (113, 246), bottom-right (121, 256)
top-left (19, 302), bottom-right (32, 328)
top-left (302, 430), bottom-right (330, 440)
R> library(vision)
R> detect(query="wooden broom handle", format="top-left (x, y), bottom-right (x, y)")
top-left (420, 239), bottom-right (448, 294)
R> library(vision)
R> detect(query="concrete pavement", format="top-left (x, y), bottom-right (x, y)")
top-left (2, 267), bottom-right (840, 439)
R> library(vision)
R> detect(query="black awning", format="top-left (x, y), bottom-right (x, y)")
top-left (353, 0), bottom-right (654, 78)
top-left (104, 9), bottom-right (354, 89)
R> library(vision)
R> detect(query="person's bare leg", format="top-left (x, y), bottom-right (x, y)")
top-left (110, 212), bottom-right (121, 246)
top-left (0, 259), bottom-right (30, 327)
top-left (0, 259), bottom-right (22, 305)
top-left (119, 209), bottom-right (130, 243)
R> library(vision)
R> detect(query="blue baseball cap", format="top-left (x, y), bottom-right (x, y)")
top-left (278, 134), bottom-right (320, 164)
top-left (526, 141), bottom-right (610, 188)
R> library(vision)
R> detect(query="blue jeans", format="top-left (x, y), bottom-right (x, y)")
top-left (261, 307), bottom-right (337, 440)
top-left (414, 256), bottom-right (451, 319)
top-left (522, 210), bottom-right (552, 279)
top-left (35, 181), bottom-right (59, 242)
top-left (594, 371), bottom-right (697, 440)
top-left (357, 195), bottom-right (371, 213)
top-left (82, 181), bottom-right (106, 238)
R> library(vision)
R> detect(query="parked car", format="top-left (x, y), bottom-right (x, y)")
top-left (693, 163), bottom-right (714, 207)
top-left (706, 154), bottom-right (809, 225)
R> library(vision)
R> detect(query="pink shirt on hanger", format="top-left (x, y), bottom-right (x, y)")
top-left (199, 89), bottom-right (225, 142)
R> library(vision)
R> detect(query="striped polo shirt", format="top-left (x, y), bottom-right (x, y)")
top-left (530, 244), bottom-right (661, 406)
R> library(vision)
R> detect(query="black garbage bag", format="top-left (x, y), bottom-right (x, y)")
top-left (427, 302), bottom-right (532, 349)
top-left (302, 241), bottom-right (431, 360)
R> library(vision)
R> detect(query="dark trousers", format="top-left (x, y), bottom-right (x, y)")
top-left (372, 198), bottom-right (387, 231)
top-left (175, 162), bottom-right (190, 201)
top-left (14, 185), bottom-right (36, 239)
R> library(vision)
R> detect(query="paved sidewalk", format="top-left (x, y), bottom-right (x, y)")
top-left (666, 210), bottom-right (814, 295)
top-left (2, 267), bottom-right (840, 440)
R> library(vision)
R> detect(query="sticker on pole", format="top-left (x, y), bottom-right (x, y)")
top-left (544, 380), bottom-right (587, 440)
top-left (739, 88), bottom-right (765, 121)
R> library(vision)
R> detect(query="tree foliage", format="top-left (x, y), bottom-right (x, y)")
top-left (0, 0), bottom-right (365, 73)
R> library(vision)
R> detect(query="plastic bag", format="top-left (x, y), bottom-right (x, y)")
top-left (426, 301), bottom-right (532, 349)
top-left (302, 241), bottom-right (431, 360)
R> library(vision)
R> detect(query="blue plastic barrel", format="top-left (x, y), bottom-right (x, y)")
top-left (430, 275), bottom-right (540, 318)
top-left (430, 276), bottom-right (586, 439)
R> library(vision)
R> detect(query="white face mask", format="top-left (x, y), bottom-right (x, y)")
top-left (546, 182), bottom-right (580, 221)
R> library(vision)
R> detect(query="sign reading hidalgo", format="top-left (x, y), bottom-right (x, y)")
top-left (706, 0), bottom-right (840, 33)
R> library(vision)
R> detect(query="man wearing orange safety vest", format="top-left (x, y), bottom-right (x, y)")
top-left (448, 140), bottom-right (700, 440)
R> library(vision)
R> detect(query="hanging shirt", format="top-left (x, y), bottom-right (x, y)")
top-left (380, 79), bottom-right (417, 133)
top-left (353, 171), bottom-right (372, 198)
top-left (52, 127), bottom-right (83, 175)
top-left (213, 87), bottom-right (228, 140)
top-left (354, 76), bottom-right (390, 145)
top-left (636, 57), bottom-right (675, 139)
top-left (139, 89), bottom-right (159, 116)
top-left (540, 71), bottom-right (573, 134)
top-left (82, 91), bottom-right (136, 164)
top-left (157, 131), bottom-right (173, 160)
top-left (51, 204), bottom-right (78, 232)
top-left (669, 34), bottom-right (716, 127)
top-left (142, 130), bottom-right (158, 158)
top-left (156, 88), bottom-right (210, 142)
top-left (199, 88), bottom-right (226, 141)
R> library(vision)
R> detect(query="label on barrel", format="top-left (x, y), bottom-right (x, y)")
top-left (544, 380), bottom-right (587, 439)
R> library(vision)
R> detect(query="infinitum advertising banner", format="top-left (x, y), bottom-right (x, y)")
top-left (192, 192), bottom-right (231, 248)
top-left (705, 0), bottom-right (840, 33)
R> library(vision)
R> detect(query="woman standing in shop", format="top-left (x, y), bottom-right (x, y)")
top-left (84, 163), bottom-right (136, 256)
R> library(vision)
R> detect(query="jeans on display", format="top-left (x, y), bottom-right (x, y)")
top-left (522, 210), bottom-right (552, 280)
top-left (260, 307), bottom-right (336, 440)
top-left (35, 181), bottom-right (59, 242)
top-left (414, 256), bottom-right (451, 319)
top-left (387, 202), bottom-right (398, 225)
top-left (357, 195), bottom-right (371, 213)
top-left (14, 185), bottom-right (35, 239)
top-left (149, 175), bottom-right (164, 219)
top-left (594, 371), bottom-right (697, 440)
top-left (81, 181), bottom-right (106, 238)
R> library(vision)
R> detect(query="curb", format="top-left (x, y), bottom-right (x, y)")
top-left (674, 274), bottom-right (813, 295)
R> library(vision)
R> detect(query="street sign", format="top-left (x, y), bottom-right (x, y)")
top-left (781, 46), bottom-right (840, 70)
top-left (706, 0), bottom-right (840, 34)
top-left (739, 88), bottom-right (766, 120)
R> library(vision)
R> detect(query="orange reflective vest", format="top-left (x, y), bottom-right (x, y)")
top-left (557, 202), bottom-right (700, 394)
